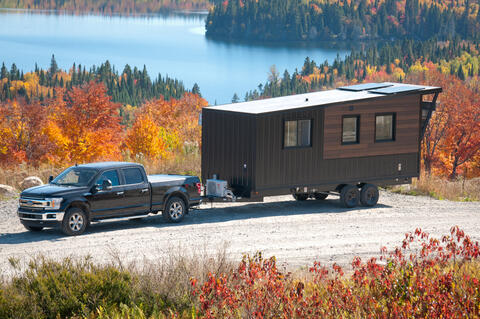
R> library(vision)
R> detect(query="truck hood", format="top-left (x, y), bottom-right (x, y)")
top-left (21, 184), bottom-right (89, 198)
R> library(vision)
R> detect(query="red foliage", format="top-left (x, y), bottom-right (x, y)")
top-left (193, 227), bottom-right (480, 318)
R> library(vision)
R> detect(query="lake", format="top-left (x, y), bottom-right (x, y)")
top-left (0, 10), bottom-right (348, 104)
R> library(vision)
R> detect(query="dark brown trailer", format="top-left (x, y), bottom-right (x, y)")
top-left (201, 82), bottom-right (441, 207)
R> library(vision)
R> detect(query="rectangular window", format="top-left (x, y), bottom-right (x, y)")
top-left (342, 115), bottom-right (360, 144)
top-left (122, 168), bottom-right (144, 184)
top-left (375, 113), bottom-right (395, 142)
top-left (96, 170), bottom-right (120, 186)
top-left (284, 119), bottom-right (311, 148)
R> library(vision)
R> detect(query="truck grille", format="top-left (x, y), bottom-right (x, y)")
top-left (19, 213), bottom-right (43, 220)
top-left (19, 197), bottom-right (49, 209)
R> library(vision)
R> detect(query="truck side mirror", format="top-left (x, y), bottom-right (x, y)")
top-left (102, 179), bottom-right (113, 191)
top-left (48, 175), bottom-right (53, 183)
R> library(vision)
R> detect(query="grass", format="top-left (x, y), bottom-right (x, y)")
top-left (0, 227), bottom-right (479, 318)
top-left (389, 173), bottom-right (480, 201)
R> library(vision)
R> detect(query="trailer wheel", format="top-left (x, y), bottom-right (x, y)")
top-left (163, 196), bottom-right (186, 223)
top-left (340, 185), bottom-right (360, 208)
top-left (360, 184), bottom-right (379, 207)
top-left (314, 193), bottom-right (328, 200)
top-left (62, 207), bottom-right (88, 236)
top-left (293, 193), bottom-right (309, 201)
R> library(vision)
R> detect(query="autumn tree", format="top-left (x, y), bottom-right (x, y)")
top-left (44, 81), bottom-right (123, 164)
top-left (0, 98), bottom-right (51, 166)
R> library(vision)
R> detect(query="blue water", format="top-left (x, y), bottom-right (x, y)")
top-left (0, 10), bottom-right (348, 104)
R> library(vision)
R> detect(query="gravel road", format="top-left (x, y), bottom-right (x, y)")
top-left (0, 191), bottom-right (479, 274)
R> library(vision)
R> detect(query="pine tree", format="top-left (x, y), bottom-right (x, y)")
top-left (232, 93), bottom-right (240, 103)
top-left (50, 54), bottom-right (58, 75)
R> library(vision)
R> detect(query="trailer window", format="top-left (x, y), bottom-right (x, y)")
top-left (284, 119), bottom-right (311, 148)
top-left (342, 116), bottom-right (360, 144)
top-left (375, 113), bottom-right (395, 141)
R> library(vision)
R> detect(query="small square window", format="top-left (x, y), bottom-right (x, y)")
top-left (342, 115), bottom-right (360, 144)
top-left (284, 119), bottom-right (311, 148)
top-left (375, 114), bottom-right (395, 142)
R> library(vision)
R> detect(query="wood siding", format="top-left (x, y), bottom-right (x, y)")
top-left (323, 95), bottom-right (421, 159)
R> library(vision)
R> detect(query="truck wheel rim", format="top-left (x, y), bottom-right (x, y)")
top-left (169, 202), bottom-right (183, 219)
top-left (69, 213), bottom-right (84, 231)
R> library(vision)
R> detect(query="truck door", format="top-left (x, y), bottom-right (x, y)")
top-left (118, 167), bottom-right (150, 216)
top-left (88, 169), bottom-right (125, 218)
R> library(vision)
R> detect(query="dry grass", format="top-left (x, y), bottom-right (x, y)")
top-left (0, 148), bottom-right (201, 191)
top-left (390, 173), bottom-right (480, 201)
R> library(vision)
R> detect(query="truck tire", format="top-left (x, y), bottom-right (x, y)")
top-left (293, 193), bottom-right (309, 201)
top-left (62, 207), bottom-right (88, 236)
top-left (340, 184), bottom-right (360, 208)
top-left (24, 225), bottom-right (43, 232)
top-left (360, 184), bottom-right (379, 207)
top-left (163, 196), bottom-right (187, 223)
top-left (314, 193), bottom-right (328, 200)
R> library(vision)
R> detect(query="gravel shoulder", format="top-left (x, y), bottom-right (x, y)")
top-left (1, 191), bottom-right (479, 274)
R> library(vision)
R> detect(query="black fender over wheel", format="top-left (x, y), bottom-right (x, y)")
top-left (62, 207), bottom-right (88, 236)
top-left (340, 184), bottom-right (360, 208)
top-left (163, 196), bottom-right (187, 223)
top-left (360, 184), bottom-right (379, 207)
top-left (293, 193), bottom-right (309, 201)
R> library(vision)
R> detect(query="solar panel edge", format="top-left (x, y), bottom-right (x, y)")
top-left (337, 82), bottom-right (393, 92)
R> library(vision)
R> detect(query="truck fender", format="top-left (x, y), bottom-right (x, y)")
top-left (64, 198), bottom-right (91, 220)
top-left (163, 187), bottom-right (189, 210)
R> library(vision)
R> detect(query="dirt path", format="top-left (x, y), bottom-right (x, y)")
top-left (1, 191), bottom-right (479, 274)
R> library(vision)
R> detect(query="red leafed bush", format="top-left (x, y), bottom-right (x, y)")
top-left (193, 226), bottom-right (480, 318)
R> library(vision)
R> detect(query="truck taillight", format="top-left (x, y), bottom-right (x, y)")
top-left (195, 182), bottom-right (202, 195)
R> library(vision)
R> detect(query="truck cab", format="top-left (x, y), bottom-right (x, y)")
top-left (18, 162), bottom-right (201, 235)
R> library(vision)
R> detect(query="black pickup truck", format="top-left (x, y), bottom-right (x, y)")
top-left (17, 162), bottom-right (202, 235)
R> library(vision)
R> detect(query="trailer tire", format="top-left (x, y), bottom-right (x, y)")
top-left (314, 193), bottom-right (328, 200)
top-left (360, 184), bottom-right (379, 207)
top-left (293, 193), bottom-right (308, 201)
top-left (62, 207), bottom-right (88, 236)
top-left (24, 225), bottom-right (43, 232)
top-left (163, 196), bottom-right (186, 223)
top-left (340, 185), bottom-right (360, 208)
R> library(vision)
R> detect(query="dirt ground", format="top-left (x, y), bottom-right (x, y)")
top-left (1, 191), bottom-right (479, 274)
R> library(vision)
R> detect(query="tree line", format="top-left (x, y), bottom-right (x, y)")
top-left (0, 0), bottom-right (211, 14)
top-left (206, 0), bottom-right (480, 42)
top-left (0, 55), bottom-right (201, 107)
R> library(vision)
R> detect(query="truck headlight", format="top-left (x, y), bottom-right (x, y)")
top-left (45, 198), bottom-right (63, 210)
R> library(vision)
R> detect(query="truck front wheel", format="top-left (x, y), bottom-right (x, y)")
top-left (62, 207), bottom-right (88, 236)
top-left (163, 196), bottom-right (187, 223)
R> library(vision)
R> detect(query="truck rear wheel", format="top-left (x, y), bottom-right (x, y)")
top-left (360, 184), bottom-right (379, 207)
top-left (24, 225), bottom-right (43, 232)
top-left (340, 185), bottom-right (360, 208)
top-left (163, 196), bottom-right (186, 223)
top-left (293, 193), bottom-right (309, 201)
top-left (62, 207), bottom-right (88, 236)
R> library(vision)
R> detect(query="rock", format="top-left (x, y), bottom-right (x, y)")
top-left (0, 184), bottom-right (17, 198)
top-left (20, 176), bottom-right (43, 190)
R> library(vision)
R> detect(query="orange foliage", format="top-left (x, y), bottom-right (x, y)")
top-left (124, 93), bottom-right (207, 161)
top-left (44, 81), bottom-right (123, 164)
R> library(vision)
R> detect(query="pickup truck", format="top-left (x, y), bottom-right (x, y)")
top-left (17, 162), bottom-right (202, 235)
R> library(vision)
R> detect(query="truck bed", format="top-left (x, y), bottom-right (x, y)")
top-left (147, 174), bottom-right (199, 186)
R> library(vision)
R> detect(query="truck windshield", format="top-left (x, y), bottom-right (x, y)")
top-left (51, 167), bottom-right (97, 186)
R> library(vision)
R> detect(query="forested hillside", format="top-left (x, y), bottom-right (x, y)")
top-left (206, 0), bottom-right (480, 41)
top-left (0, 0), bottom-right (211, 14)
top-left (0, 56), bottom-right (198, 107)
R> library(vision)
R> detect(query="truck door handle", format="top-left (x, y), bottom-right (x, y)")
top-left (116, 191), bottom-right (124, 195)
top-left (141, 188), bottom-right (149, 193)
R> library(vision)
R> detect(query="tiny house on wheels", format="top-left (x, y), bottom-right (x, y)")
top-left (201, 82), bottom-right (442, 208)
